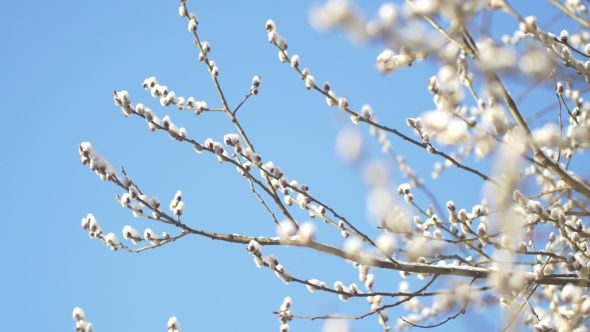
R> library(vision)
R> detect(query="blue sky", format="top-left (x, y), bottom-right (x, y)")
top-left (0, 0), bottom-right (581, 331)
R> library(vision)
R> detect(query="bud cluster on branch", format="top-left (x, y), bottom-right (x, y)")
top-left (75, 0), bottom-right (590, 331)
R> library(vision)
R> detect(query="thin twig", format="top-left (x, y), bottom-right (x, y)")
top-left (233, 154), bottom-right (282, 229)
top-left (547, 0), bottom-right (590, 28)
top-left (501, 258), bottom-right (551, 332)
top-left (182, 2), bottom-right (256, 152)
top-left (233, 93), bottom-right (252, 116)
top-left (400, 302), bottom-right (468, 329)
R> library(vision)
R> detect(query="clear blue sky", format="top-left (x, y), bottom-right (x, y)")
top-left (0, 0), bottom-right (579, 331)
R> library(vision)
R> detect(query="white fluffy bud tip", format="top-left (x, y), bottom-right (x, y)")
top-left (379, 3), bottom-right (397, 26)
top-left (104, 233), bottom-right (119, 246)
top-left (72, 307), bottom-right (85, 321)
top-left (338, 98), bottom-right (348, 110)
top-left (291, 54), bottom-right (300, 68)
top-left (167, 316), bottom-right (181, 330)
top-left (247, 240), bottom-right (261, 255)
top-left (560, 30), bottom-right (569, 43)
top-left (299, 221), bottom-right (316, 243)
top-left (252, 75), bottom-right (261, 87)
top-left (414, 117), bottom-right (423, 130)
top-left (178, 5), bottom-right (187, 17)
top-left (113, 90), bottom-right (131, 107)
top-left (265, 19), bottom-right (276, 31)
top-left (305, 75), bottom-right (315, 90)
